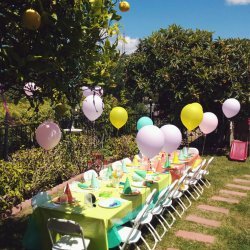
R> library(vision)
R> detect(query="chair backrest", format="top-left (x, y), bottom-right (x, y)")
top-left (151, 186), bottom-right (170, 209)
top-left (31, 192), bottom-right (51, 210)
top-left (47, 218), bottom-right (87, 250)
top-left (190, 159), bottom-right (207, 181)
top-left (203, 157), bottom-right (214, 172)
top-left (145, 188), bottom-right (157, 204)
top-left (83, 169), bottom-right (98, 181)
top-left (188, 147), bottom-right (199, 155)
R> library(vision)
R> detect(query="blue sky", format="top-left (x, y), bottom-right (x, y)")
top-left (116, 0), bottom-right (250, 53)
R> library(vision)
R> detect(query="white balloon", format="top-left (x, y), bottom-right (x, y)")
top-left (82, 95), bottom-right (104, 121)
top-left (160, 124), bottom-right (182, 154)
top-left (24, 82), bottom-right (37, 96)
top-left (82, 86), bottom-right (103, 97)
top-left (136, 125), bottom-right (165, 159)
top-left (222, 98), bottom-right (240, 118)
top-left (199, 112), bottom-right (218, 134)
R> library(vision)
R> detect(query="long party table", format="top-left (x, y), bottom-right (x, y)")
top-left (25, 168), bottom-right (172, 250)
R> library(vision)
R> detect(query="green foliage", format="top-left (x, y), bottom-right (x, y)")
top-left (0, 0), bottom-right (121, 108)
top-left (102, 134), bottom-right (138, 160)
top-left (123, 25), bottom-right (250, 122)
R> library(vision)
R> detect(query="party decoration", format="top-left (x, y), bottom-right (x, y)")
top-left (82, 95), bottom-right (104, 121)
top-left (172, 151), bottom-right (179, 164)
top-left (164, 155), bottom-right (171, 168)
top-left (119, 1), bottom-right (130, 12)
top-left (136, 125), bottom-right (165, 159)
top-left (23, 9), bottom-right (41, 30)
top-left (64, 183), bottom-right (73, 203)
top-left (135, 170), bottom-right (147, 179)
top-left (160, 124), bottom-right (182, 154)
top-left (82, 86), bottom-right (103, 97)
top-left (110, 107), bottom-right (128, 129)
top-left (123, 177), bottom-right (132, 194)
top-left (90, 172), bottom-right (99, 189)
top-left (121, 160), bottom-right (128, 173)
top-left (222, 98), bottom-right (240, 118)
top-left (180, 103), bottom-right (203, 131)
top-left (24, 82), bottom-right (38, 96)
top-left (178, 150), bottom-right (185, 161)
top-left (199, 112), bottom-right (218, 134)
top-left (183, 147), bottom-right (188, 157)
top-left (35, 121), bottom-right (61, 150)
top-left (137, 116), bottom-right (153, 131)
top-left (156, 160), bottom-right (164, 173)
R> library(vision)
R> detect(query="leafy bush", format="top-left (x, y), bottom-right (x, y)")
top-left (102, 134), bottom-right (138, 160)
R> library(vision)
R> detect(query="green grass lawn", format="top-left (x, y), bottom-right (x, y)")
top-left (0, 155), bottom-right (249, 250)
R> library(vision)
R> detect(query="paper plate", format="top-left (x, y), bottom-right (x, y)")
top-left (131, 181), bottom-right (146, 188)
top-left (98, 198), bottom-right (121, 208)
top-left (52, 197), bottom-right (77, 205)
top-left (120, 189), bottom-right (141, 196)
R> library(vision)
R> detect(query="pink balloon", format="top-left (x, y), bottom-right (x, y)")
top-left (82, 95), bottom-right (104, 121)
top-left (136, 125), bottom-right (165, 159)
top-left (160, 125), bottom-right (182, 154)
top-left (199, 112), bottom-right (218, 134)
top-left (35, 121), bottom-right (62, 150)
top-left (24, 82), bottom-right (37, 96)
top-left (222, 98), bottom-right (240, 118)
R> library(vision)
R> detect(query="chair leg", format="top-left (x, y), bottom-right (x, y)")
top-left (204, 178), bottom-right (211, 187)
top-left (194, 183), bottom-right (203, 194)
top-left (192, 185), bottom-right (201, 197)
top-left (183, 193), bottom-right (192, 208)
top-left (197, 182), bottom-right (204, 193)
top-left (155, 215), bottom-right (168, 238)
top-left (141, 235), bottom-right (152, 250)
top-left (161, 209), bottom-right (176, 228)
top-left (170, 204), bottom-right (182, 218)
top-left (178, 197), bottom-right (188, 211)
top-left (133, 243), bottom-right (141, 250)
top-left (187, 189), bottom-right (198, 200)
top-left (146, 223), bottom-right (161, 241)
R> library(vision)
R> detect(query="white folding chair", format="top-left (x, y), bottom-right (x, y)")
top-left (119, 190), bottom-right (157, 250)
top-left (199, 157), bottom-right (214, 187)
top-left (170, 173), bottom-right (190, 217)
top-left (47, 218), bottom-right (90, 250)
top-left (31, 192), bottom-right (51, 210)
top-left (161, 180), bottom-right (179, 227)
top-left (188, 147), bottom-right (199, 155)
top-left (83, 169), bottom-right (98, 182)
top-left (185, 159), bottom-right (207, 200)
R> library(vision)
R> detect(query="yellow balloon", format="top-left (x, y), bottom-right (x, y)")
top-left (180, 103), bottom-right (203, 131)
top-left (110, 107), bottom-right (128, 129)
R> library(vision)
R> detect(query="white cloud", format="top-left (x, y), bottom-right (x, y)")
top-left (117, 36), bottom-right (139, 54)
top-left (226, 0), bottom-right (250, 5)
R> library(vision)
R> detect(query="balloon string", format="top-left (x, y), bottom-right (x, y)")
top-left (201, 134), bottom-right (206, 156)
top-left (1, 94), bottom-right (13, 123)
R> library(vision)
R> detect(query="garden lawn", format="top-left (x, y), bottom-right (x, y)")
top-left (0, 155), bottom-right (249, 250)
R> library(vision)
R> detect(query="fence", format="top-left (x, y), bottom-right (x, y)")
top-left (0, 113), bottom-right (205, 160)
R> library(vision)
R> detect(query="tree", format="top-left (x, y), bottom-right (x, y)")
top-left (0, 0), bottom-right (121, 108)
top-left (123, 25), bottom-right (250, 146)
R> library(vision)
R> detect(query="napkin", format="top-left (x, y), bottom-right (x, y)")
top-left (90, 172), bottom-right (99, 189)
top-left (123, 177), bottom-right (132, 194)
top-left (78, 183), bottom-right (90, 189)
top-left (121, 160), bottom-right (128, 173)
top-left (178, 149), bottom-right (185, 161)
top-left (183, 147), bottom-right (188, 157)
top-left (164, 155), bottom-right (171, 168)
top-left (135, 170), bottom-right (147, 179)
top-left (132, 172), bottom-right (145, 181)
top-left (172, 151), bottom-right (179, 164)
top-left (64, 183), bottom-right (73, 203)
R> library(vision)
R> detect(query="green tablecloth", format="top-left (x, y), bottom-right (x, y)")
top-left (24, 169), bottom-right (171, 250)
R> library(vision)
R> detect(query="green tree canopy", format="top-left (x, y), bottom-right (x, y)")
top-left (0, 0), bottom-right (121, 108)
